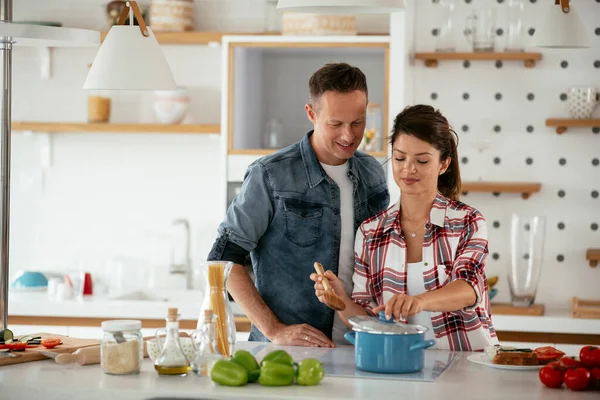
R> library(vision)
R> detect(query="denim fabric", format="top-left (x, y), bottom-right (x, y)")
top-left (209, 132), bottom-right (389, 341)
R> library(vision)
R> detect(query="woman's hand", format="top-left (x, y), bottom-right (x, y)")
top-left (373, 294), bottom-right (426, 321)
top-left (309, 270), bottom-right (347, 305)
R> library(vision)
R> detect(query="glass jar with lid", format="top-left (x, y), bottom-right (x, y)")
top-left (101, 319), bottom-right (143, 375)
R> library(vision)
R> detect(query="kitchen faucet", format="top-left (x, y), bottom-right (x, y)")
top-left (170, 218), bottom-right (192, 289)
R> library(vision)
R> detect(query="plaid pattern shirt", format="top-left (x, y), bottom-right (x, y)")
top-left (352, 192), bottom-right (498, 351)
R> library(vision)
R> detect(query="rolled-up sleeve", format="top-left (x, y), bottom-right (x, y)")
top-left (351, 226), bottom-right (378, 315)
top-left (209, 161), bottom-right (274, 257)
top-left (452, 210), bottom-right (489, 312)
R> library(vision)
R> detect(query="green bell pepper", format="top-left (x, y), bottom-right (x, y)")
top-left (261, 349), bottom-right (294, 367)
top-left (210, 359), bottom-right (249, 387)
top-left (258, 360), bottom-right (296, 387)
top-left (296, 358), bottom-right (325, 386)
top-left (231, 349), bottom-right (261, 383)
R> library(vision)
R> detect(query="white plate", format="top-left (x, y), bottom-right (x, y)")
top-left (467, 353), bottom-right (543, 371)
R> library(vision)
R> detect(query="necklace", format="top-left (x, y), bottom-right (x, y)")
top-left (401, 219), bottom-right (428, 239)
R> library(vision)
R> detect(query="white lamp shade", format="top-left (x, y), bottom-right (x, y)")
top-left (532, 4), bottom-right (590, 49)
top-left (276, 0), bottom-right (405, 14)
top-left (0, 23), bottom-right (99, 47)
top-left (83, 26), bottom-right (177, 90)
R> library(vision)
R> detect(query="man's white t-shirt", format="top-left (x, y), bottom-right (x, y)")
top-left (320, 162), bottom-right (354, 345)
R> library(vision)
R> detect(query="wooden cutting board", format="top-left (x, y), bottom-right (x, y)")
top-left (0, 333), bottom-right (99, 366)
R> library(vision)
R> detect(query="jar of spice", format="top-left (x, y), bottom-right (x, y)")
top-left (101, 320), bottom-right (143, 375)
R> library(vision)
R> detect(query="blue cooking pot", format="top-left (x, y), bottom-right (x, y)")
top-left (344, 311), bottom-right (436, 374)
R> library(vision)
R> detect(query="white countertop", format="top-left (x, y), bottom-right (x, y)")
top-left (1, 341), bottom-right (598, 400)
top-left (8, 290), bottom-right (600, 335)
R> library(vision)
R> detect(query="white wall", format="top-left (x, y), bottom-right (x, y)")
top-left (9, 1), bottom-right (389, 290)
top-left (395, 0), bottom-right (600, 309)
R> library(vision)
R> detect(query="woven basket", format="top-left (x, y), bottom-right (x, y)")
top-left (150, 0), bottom-right (194, 32)
top-left (282, 13), bottom-right (357, 36)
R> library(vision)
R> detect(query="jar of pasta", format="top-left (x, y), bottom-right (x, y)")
top-left (101, 320), bottom-right (143, 375)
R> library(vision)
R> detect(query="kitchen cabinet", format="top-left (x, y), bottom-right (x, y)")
top-left (222, 35), bottom-right (390, 157)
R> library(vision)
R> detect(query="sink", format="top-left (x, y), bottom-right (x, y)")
top-left (108, 289), bottom-right (204, 304)
top-left (107, 289), bottom-right (245, 315)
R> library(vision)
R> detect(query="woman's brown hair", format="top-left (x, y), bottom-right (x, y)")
top-left (390, 105), bottom-right (461, 200)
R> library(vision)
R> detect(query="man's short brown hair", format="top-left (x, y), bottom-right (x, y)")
top-left (308, 63), bottom-right (368, 109)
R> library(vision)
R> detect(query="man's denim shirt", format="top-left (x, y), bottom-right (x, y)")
top-left (210, 132), bottom-right (390, 341)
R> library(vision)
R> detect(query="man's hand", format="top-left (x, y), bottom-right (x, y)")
top-left (269, 323), bottom-right (335, 348)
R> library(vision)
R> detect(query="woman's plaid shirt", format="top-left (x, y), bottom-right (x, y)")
top-left (351, 192), bottom-right (499, 351)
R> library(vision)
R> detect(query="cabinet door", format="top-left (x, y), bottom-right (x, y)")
top-left (227, 41), bottom-right (389, 157)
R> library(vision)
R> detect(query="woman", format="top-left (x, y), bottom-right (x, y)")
top-left (311, 104), bottom-right (498, 351)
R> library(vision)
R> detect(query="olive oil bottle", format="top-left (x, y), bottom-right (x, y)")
top-left (154, 308), bottom-right (191, 376)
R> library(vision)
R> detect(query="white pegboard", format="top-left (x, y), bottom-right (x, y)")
top-left (405, 0), bottom-right (600, 309)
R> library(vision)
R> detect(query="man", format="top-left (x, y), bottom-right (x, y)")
top-left (208, 63), bottom-right (389, 347)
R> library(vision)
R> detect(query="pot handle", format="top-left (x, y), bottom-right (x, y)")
top-left (344, 331), bottom-right (356, 346)
top-left (409, 339), bottom-right (436, 352)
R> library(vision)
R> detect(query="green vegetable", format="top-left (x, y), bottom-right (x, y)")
top-left (261, 349), bottom-right (294, 367)
top-left (296, 358), bottom-right (325, 386)
top-left (0, 329), bottom-right (13, 343)
top-left (258, 360), bottom-right (296, 387)
top-left (231, 349), bottom-right (261, 383)
top-left (210, 359), bottom-right (248, 387)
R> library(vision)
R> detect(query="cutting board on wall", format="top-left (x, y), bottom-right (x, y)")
top-left (0, 333), bottom-right (99, 366)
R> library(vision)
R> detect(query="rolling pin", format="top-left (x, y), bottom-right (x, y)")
top-left (42, 342), bottom-right (150, 366)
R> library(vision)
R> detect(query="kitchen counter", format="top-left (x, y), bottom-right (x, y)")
top-left (1, 341), bottom-right (598, 400)
top-left (7, 291), bottom-right (600, 337)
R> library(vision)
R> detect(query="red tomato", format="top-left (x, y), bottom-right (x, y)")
top-left (560, 356), bottom-right (581, 370)
top-left (589, 368), bottom-right (600, 390)
top-left (41, 338), bottom-right (61, 349)
top-left (564, 368), bottom-right (591, 391)
top-left (539, 364), bottom-right (564, 388)
top-left (535, 346), bottom-right (565, 364)
top-left (0, 342), bottom-right (27, 351)
top-left (580, 346), bottom-right (600, 369)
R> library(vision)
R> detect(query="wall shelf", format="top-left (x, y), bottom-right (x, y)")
top-left (229, 148), bottom-right (387, 158)
top-left (586, 249), bottom-right (599, 268)
top-left (100, 31), bottom-right (389, 45)
top-left (12, 122), bottom-right (220, 134)
top-left (545, 119), bottom-right (600, 134)
top-left (414, 52), bottom-right (542, 68)
top-left (461, 182), bottom-right (541, 199)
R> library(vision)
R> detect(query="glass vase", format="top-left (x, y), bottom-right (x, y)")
top-left (508, 214), bottom-right (546, 307)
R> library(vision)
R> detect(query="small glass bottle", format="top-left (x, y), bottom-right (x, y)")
top-left (154, 307), bottom-right (191, 376)
top-left (191, 309), bottom-right (223, 377)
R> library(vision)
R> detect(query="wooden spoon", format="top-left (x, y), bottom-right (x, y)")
top-left (313, 262), bottom-right (346, 311)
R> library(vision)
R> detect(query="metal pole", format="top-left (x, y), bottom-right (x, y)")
top-left (0, 0), bottom-right (12, 330)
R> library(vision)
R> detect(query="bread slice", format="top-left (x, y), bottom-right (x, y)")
top-left (493, 349), bottom-right (539, 366)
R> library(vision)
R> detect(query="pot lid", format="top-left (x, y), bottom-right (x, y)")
top-left (348, 311), bottom-right (428, 335)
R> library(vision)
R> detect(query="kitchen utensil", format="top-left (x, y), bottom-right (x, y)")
top-left (467, 353), bottom-right (543, 371)
top-left (344, 311), bottom-right (435, 374)
top-left (508, 214), bottom-right (546, 307)
top-left (41, 345), bottom-right (101, 365)
top-left (464, 9), bottom-right (497, 52)
top-left (313, 262), bottom-right (346, 311)
top-left (0, 333), bottom-right (99, 366)
top-left (567, 87), bottom-right (598, 119)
